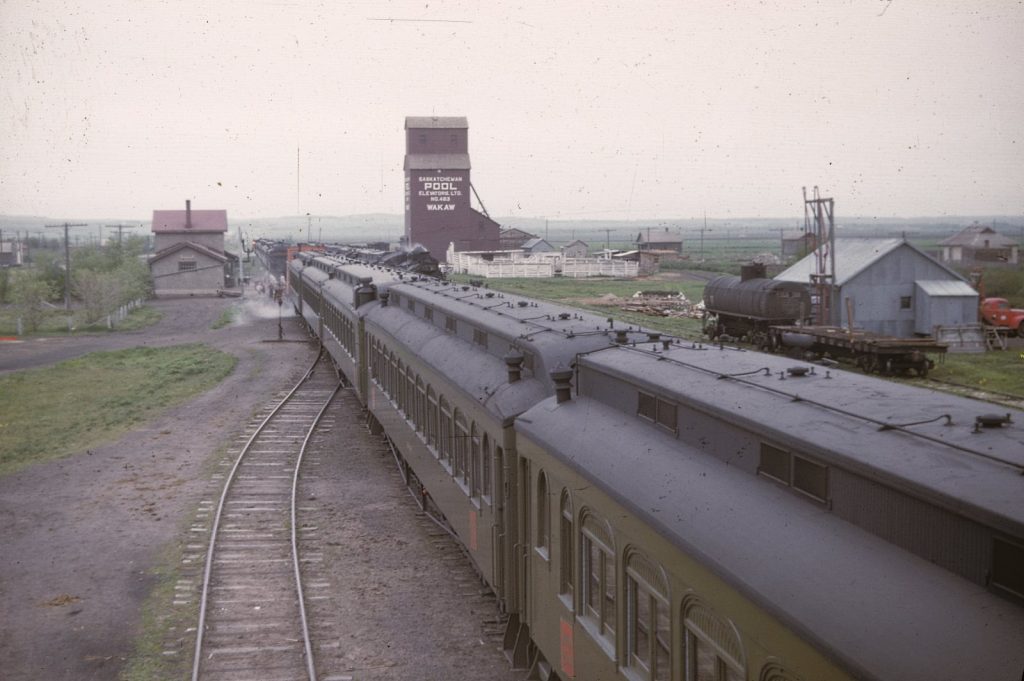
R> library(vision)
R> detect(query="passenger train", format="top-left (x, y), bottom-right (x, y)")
top-left (288, 252), bottom-right (1024, 681)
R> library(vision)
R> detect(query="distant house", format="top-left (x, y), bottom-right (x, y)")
top-left (939, 223), bottom-right (1019, 264)
top-left (562, 239), bottom-right (589, 258)
top-left (522, 237), bottom-right (556, 254)
top-left (776, 238), bottom-right (977, 337)
top-left (148, 200), bottom-right (239, 297)
top-left (0, 240), bottom-right (26, 266)
top-left (499, 227), bottom-right (538, 250)
top-left (636, 228), bottom-right (683, 254)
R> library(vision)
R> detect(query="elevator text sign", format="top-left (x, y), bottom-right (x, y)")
top-left (418, 175), bottom-right (463, 212)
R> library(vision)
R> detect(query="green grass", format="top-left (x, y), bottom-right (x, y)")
top-left (928, 350), bottom-right (1024, 397)
top-left (0, 344), bottom-right (237, 476)
top-left (455, 275), bottom-right (708, 340)
top-left (0, 304), bottom-right (162, 336)
top-left (210, 306), bottom-right (236, 330)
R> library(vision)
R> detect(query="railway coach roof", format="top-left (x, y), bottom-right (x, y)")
top-left (515, 397), bottom-right (1024, 681)
top-left (365, 304), bottom-right (548, 422)
top-left (579, 344), bottom-right (1024, 535)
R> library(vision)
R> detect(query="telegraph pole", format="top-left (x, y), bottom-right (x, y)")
top-left (46, 222), bottom-right (87, 311)
top-left (105, 224), bottom-right (138, 248)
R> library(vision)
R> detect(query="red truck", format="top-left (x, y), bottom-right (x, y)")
top-left (980, 297), bottom-right (1024, 336)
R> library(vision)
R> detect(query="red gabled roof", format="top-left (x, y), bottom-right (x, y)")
top-left (151, 209), bottom-right (228, 233)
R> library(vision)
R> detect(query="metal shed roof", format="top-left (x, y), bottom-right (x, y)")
top-left (914, 279), bottom-right (978, 296)
top-left (775, 238), bottom-right (967, 286)
top-left (939, 223), bottom-right (1018, 248)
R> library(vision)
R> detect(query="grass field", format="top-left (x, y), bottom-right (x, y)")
top-left (928, 349), bottom-right (1024, 397)
top-left (0, 344), bottom-right (237, 476)
top-left (0, 304), bottom-right (162, 336)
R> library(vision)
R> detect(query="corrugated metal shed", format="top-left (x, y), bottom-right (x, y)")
top-left (914, 280), bottom-right (977, 296)
top-left (776, 238), bottom-right (902, 285)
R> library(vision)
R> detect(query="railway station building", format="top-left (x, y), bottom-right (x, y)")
top-left (776, 237), bottom-right (978, 338)
top-left (148, 200), bottom-right (239, 297)
top-left (403, 116), bottom-right (500, 261)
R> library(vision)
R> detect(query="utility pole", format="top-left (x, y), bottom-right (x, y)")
top-left (105, 224), bottom-right (138, 248)
top-left (46, 222), bottom-right (87, 311)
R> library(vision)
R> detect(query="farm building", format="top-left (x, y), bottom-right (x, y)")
top-left (562, 239), bottom-right (589, 258)
top-left (498, 227), bottom-right (538, 250)
top-left (636, 227), bottom-right (683, 253)
top-left (775, 238), bottom-right (978, 338)
top-left (521, 237), bottom-right (555, 254)
top-left (148, 200), bottom-right (239, 297)
top-left (939, 223), bottom-right (1019, 265)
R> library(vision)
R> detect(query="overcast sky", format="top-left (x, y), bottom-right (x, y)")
top-left (1, 0), bottom-right (1022, 221)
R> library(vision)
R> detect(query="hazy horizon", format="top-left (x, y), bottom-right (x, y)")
top-left (2, 1), bottom-right (1022, 221)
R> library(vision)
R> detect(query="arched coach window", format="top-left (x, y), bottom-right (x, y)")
top-left (626, 549), bottom-right (670, 681)
top-left (426, 386), bottom-right (438, 450)
top-left (415, 377), bottom-right (426, 432)
top-left (758, 663), bottom-right (804, 681)
top-left (682, 596), bottom-right (745, 681)
top-left (481, 433), bottom-right (492, 502)
top-left (454, 409), bottom-right (468, 484)
top-left (580, 511), bottom-right (616, 650)
top-left (470, 423), bottom-right (482, 498)
top-left (535, 472), bottom-right (550, 557)
top-left (439, 396), bottom-right (452, 464)
top-left (559, 490), bottom-right (574, 604)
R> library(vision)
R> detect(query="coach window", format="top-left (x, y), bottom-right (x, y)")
top-left (426, 387), bottom-right (438, 452)
top-left (415, 378), bottom-right (426, 433)
top-left (991, 536), bottom-right (1024, 599)
top-left (559, 491), bottom-right (574, 607)
top-left (580, 512), bottom-right (616, 653)
top-left (403, 368), bottom-right (411, 417)
top-left (626, 550), bottom-right (670, 681)
top-left (758, 443), bottom-right (829, 504)
top-left (439, 397), bottom-right (452, 465)
top-left (454, 410), bottom-right (469, 486)
top-left (481, 434), bottom-right (492, 503)
top-left (535, 472), bottom-right (550, 559)
top-left (424, 306), bottom-right (434, 322)
top-left (470, 423), bottom-right (483, 500)
top-left (446, 315), bottom-right (457, 334)
top-left (682, 597), bottom-right (744, 681)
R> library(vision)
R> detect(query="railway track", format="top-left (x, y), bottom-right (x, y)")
top-left (192, 351), bottom-right (341, 681)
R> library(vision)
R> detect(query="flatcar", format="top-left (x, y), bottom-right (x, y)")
top-left (287, 255), bottom-right (1024, 681)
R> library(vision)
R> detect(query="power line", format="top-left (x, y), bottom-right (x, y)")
top-left (45, 222), bottom-right (88, 311)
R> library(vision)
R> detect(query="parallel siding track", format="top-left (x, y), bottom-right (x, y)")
top-left (192, 352), bottom-right (341, 681)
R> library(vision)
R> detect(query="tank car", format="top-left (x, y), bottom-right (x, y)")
top-left (702, 264), bottom-right (811, 347)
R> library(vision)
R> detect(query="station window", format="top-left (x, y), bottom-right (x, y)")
top-left (900, 296), bottom-right (912, 309)
top-left (580, 513), bottom-right (616, 651)
top-left (758, 443), bottom-right (829, 504)
top-left (178, 260), bottom-right (197, 272)
top-left (992, 537), bottom-right (1024, 599)
top-left (627, 552), bottom-right (670, 681)
top-left (682, 598), bottom-right (744, 681)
